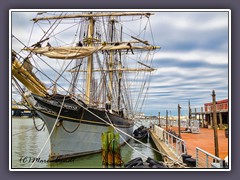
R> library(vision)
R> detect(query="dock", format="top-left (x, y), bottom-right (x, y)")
top-left (149, 125), bottom-right (228, 168)
top-left (164, 126), bottom-right (228, 159)
top-left (149, 129), bottom-right (179, 162)
top-left (12, 104), bottom-right (32, 117)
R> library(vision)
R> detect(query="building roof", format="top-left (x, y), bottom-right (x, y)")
top-left (204, 99), bottom-right (228, 106)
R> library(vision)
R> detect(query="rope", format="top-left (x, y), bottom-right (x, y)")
top-left (70, 97), bottom-right (184, 166)
top-left (30, 95), bottom-right (66, 168)
top-left (12, 45), bottom-right (89, 103)
top-left (105, 113), bottom-right (187, 168)
top-left (13, 13), bottom-right (186, 167)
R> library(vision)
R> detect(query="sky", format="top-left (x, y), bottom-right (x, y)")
top-left (11, 10), bottom-right (230, 116)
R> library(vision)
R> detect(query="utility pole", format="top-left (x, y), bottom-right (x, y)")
top-left (212, 90), bottom-right (219, 157)
top-left (166, 110), bottom-right (168, 131)
top-left (178, 104), bottom-right (181, 138)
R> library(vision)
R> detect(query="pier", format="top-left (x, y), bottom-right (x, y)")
top-left (149, 125), bottom-right (228, 168)
top-left (149, 129), bottom-right (179, 162)
top-left (148, 93), bottom-right (229, 168)
top-left (12, 104), bottom-right (32, 117)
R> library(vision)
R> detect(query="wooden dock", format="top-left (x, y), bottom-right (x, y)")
top-left (179, 127), bottom-right (228, 159)
top-left (150, 126), bottom-right (228, 160)
top-left (149, 129), bottom-right (179, 162)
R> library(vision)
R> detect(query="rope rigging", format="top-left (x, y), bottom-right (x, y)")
top-left (30, 95), bottom-right (67, 168)
top-left (15, 12), bottom-right (154, 112)
top-left (11, 12), bottom-right (181, 168)
top-left (12, 36), bottom-right (90, 101)
top-left (71, 96), bottom-right (186, 167)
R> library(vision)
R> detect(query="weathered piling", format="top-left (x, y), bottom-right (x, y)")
top-left (101, 131), bottom-right (108, 165)
top-left (101, 129), bottom-right (122, 167)
top-left (178, 104), bottom-right (181, 138)
top-left (107, 131), bottom-right (114, 165)
top-left (188, 99), bottom-right (191, 127)
top-left (113, 133), bottom-right (122, 166)
top-left (158, 112), bottom-right (161, 126)
top-left (212, 90), bottom-right (219, 157)
top-left (166, 110), bottom-right (168, 131)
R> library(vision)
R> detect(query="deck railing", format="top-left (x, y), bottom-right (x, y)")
top-left (196, 147), bottom-right (225, 168)
top-left (153, 125), bottom-right (187, 158)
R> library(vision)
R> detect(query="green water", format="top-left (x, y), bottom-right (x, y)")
top-left (11, 117), bottom-right (162, 169)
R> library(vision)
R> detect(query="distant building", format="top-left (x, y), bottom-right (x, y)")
top-left (190, 98), bottom-right (228, 129)
top-left (204, 99), bottom-right (228, 113)
top-left (134, 112), bottom-right (146, 119)
top-left (204, 99), bottom-right (228, 128)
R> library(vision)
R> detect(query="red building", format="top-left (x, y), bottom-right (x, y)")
top-left (204, 99), bottom-right (228, 128)
top-left (204, 99), bottom-right (228, 113)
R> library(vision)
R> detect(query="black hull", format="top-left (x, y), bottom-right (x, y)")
top-left (32, 93), bottom-right (133, 128)
top-left (30, 93), bottom-right (134, 160)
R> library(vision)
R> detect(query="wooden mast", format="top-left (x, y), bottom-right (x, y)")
top-left (85, 16), bottom-right (95, 104)
top-left (108, 17), bottom-right (115, 104)
top-left (118, 25), bottom-right (123, 113)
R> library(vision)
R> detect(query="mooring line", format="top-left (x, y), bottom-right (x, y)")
top-left (30, 95), bottom-right (66, 168)
top-left (70, 97), bottom-right (185, 166)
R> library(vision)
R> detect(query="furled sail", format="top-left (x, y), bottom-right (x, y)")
top-left (23, 44), bottom-right (160, 60)
top-left (23, 46), bottom-right (104, 59)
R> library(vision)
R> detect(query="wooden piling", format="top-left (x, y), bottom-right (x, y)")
top-left (212, 90), bottom-right (219, 157)
top-left (166, 110), bottom-right (168, 131)
top-left (158, 112), bottom-right (161, 126)
top-left (178, 104), bottom-right (181, 138)
top-left (188, 99), bottom-right (191, 127)
top-left (101, 132), bottom-right (108, 165)
top-left (107, 132), bottom-right (114, 165)
top-left (201, 107), bottom-right (204, 128)
top-left (102, 130), bottom-right (122, 167)
top-left (113, 133), bottom-right (122, 166)
top-left (194, 108), bottom-right (197, 119)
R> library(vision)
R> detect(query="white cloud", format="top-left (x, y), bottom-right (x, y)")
top-left (11, 10), bottom-right (229, 116)
top-left (153, 49), bottom-right (228, 64)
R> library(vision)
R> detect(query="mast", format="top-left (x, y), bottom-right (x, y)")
top-left (108, 17), bottom-right (115, 104)
top-left (86, 16), bottom-right (95, 104)
top-left (118, 66), bottom-right (122, 112)
top-left (118, 25), bottom-right (123, 112)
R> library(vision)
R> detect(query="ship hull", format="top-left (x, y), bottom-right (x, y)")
top-left (30, 94), bottom-right (134, 161)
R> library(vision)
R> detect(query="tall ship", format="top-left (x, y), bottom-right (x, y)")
top-left (11, 11), bottom-right (160, 160)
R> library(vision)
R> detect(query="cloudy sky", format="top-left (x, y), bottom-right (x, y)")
top-left (11, 10), bottom-right (229, 116)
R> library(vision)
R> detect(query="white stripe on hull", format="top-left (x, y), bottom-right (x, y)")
top-left (37, 111), bottom-right (133, 160)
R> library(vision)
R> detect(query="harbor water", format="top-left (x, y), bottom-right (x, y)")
top-left (12, 117), bottom-right (162, 168)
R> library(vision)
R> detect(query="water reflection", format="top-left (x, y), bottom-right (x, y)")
top-left (12, 118), bottom-right (162, 169)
